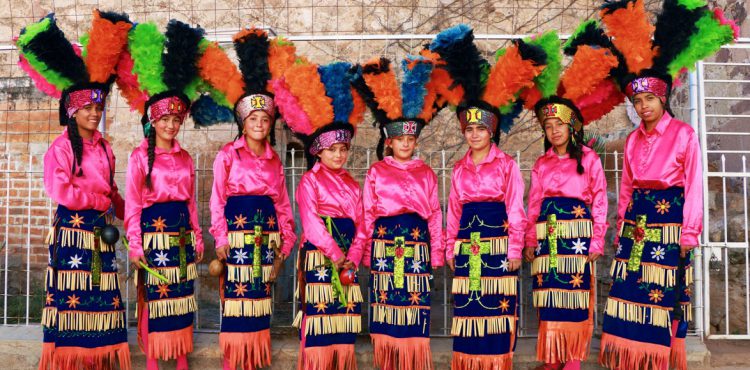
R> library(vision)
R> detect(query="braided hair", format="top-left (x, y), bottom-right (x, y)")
top-left (66, 120), bottom-right (85, 177)
top-left (145, 127), bottom-right (157, 190)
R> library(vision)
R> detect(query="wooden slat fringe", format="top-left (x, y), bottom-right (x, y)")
top-left (372, 273), bottom-right (392, 291)
top-left (345, 284), bottom-right (363, 303)
top-left (533, 289), bottom-right (590, 309)
top-left (58, 310), bottom-right (125, 331)
top-left (41, 306), bottom-right (57, 327)
top-left (686, 265), bottom-right (694, 285)
top-left (610, 259), bottom-right (628, 281)
top-left (451, 276), bottom-right (517, 296)
top-left (641, 264), bottom-right (676, 287)
top-left (371, 305), bottom-right (423, 326)
top-left (223, 297), bottom-right (273, 317)
top-left (57, 270), bottom-right (91, 291)
top-left (373, 241), bottom-right (386, 258)
top-left (100, 272), bottom-right (119, 291)
top-left (292, 310), bottom-right (303, 329)
top-left (59, 228), bottom-right (116, 252)
top-left (226, 264), bottom-right (270, 283)
top-left (143, 231), bottom-right (196, 251)
top-left (451, 315), bottom-right (515, 337)
top-left (304, 314), bottom-right (362, 336)
top-left (407, 274), bottom-right (431, 293)
top-left (147, 264), bottom-right (198, 285)
top-left (306, 283), bottom-right (334, 304)
top-left (46, 226), bottom-right (55, 245)
top-left (45, 266), bottom-right (54, 288)
top-left (682, 303), bottom-right (693, 322)
top-left (531, 255), bottom-right (587, 275)
top-left (413, 243), bottom-right (430, 263)
top-left (604, 298), bottom-right (670, 328)
top-left (536, 219), bottom-right (593, 240)
top-left (148, 296), bottom-right (197, 319)
top-left (305, 251), bottom-right (326, 271)
top-left (227, 231), bottom-right (281, 249)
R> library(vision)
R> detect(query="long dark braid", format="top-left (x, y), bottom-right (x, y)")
top-left (67, 120), bottom-right (85, 177)
top-left (145, 128), bottom-right (156, 190)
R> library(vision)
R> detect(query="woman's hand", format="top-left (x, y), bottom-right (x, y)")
top-left (523, 248), bottom-right (535, 263)
top-left (508, 258), bottom-right (522, 272)
top-left (130, 255), bottom-right (148, 270)
top-left (216, 246), bottom-right (228, 261)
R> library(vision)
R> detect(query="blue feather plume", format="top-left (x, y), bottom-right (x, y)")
top-left (318, 62), bottom-right (354, 123)
top-left (401, 56), bottom-right (433, 119)
top-left (191, 95), bottom-right (234, 127)
top-left (498, 100), bottom-right (524, 134)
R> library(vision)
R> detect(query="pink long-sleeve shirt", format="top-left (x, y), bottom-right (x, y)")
top-left (43, 128), bottom-right (125, 219)
top-left (360, 156), bottom-right (445, 268)
top-left (446, 144), bottom-right (526, 260)
top-left (524, 146), bottom-right (608, 254)
top-left (616, 112), bottom-right (703, 247)
top-left (296, 162), bottom-right (367, 267)
top-left (124, 139), bottom-right (204, 258)
top-left (209, 138), bottom-right (296, 255)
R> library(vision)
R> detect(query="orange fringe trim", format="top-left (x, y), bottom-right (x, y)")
top-left (371, 333), bottom-right (432, 370)
top-left (38, 342), bottom-right (54, 370)
top-left (39, 342), bottom-right (131, 370)
top-left (220, 330), bottom-right (271, 370)
top-left (147, 326), bottom-right (194, 360)
top-left (670, 336), bottom-right (687, 370)
top-left (536, 320), bottom-right (593, 363)
top-left (451, 351), bottom-right (512, 370)
top-left (298, 343), bottom-right (357, 370)
top-left (599, 333), bottom-right (669, 370)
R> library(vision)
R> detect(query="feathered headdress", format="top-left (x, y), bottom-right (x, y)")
top-left (521, 27), bottom-right (624, 133)
top-left (426, 24), bottom-right (548, 140)
top-left (197, 28), bottom-right (298, 134)
top-left (272, 60), bottom-right (366, 168)
top-left (16, 10), bottom-right (132, 125)
top-left (116, 19), bottom-right (226, 134)
top-left (350, 55), bottom-right (443, 158)
top-left (599, 0), bottom-right (738, 101)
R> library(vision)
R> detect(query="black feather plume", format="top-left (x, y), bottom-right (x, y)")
top-left (20, 14), bottom-right (88, 85)
top-left (651, 0), bottom-right (705, 75)
top-left (428, 24), bottom-right (486, 103)
top-left (234, 29), bottom-right (271, 94)
top-left (349, 64), bottom-right (391, 127)
top-left (162, 20), bottom-right (204, 93)
top-left (515, 39), bottom-right (547, 66)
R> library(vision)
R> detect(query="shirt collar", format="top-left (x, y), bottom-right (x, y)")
top-left (462, 143), bottom-right (502, 168)
top-left (639, 111), bottom-right (672, 137)
top-left (383, 155), bottom-right (423, 170)
top-left (139, 138), bottom-right (182, 154)
top-left (64, 127), bottom-right (103, 146)
top-left (232, 137), bottom-right (273, 159)
top-left (544, 147), bottom-right (570, 159)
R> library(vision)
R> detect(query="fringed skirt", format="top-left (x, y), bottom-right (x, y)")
top-left (136, 201), bottom-right (198, 360)
top-left (451, 201), bottom-right (518, 370)
top-left (220, 195), bottom-right (281, 370)
top-left (601, 187), bottom-right (693, 370)
top-left (369, 213), bottom-right (433, 370)
top-left (295, 216), bottom-right (362, 370)
top-left (40, 205), bottom-right (130, 370)
top-left (531, 197), bottom-right (595, 364)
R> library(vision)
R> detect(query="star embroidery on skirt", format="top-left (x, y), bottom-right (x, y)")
top-left (499, 298), bottom-right (510, 313)
top-left (409, 292), bottom-right (421, 305)
top-left (655, 199), bottom-right (671, 215)
top-left (378, 290), bottom-right (388, 303)
top-left (112, 296), bottom-right (121, 309)
top-left (649, 289), bottom-right (664, 303)
top-left (345, 301), bottom-right (356, 314)
top-left (68, 254), bottom-right (83, 269)
top-left (499, 258), bottom-right (509, 272)
top-left (410, 260), bottom-right (422, 273)
top-left (375, 258), bottom-right (388, 271)
top-left (264, 283), bottom-right (272, 295)
top-left (570, 273), bottom-right (584, 288)
top-left (377, 225), bottom-right (387, 238)
top-left (314, 301), bottom-right (328, 313)
top-left (315, 267), bottom-right (329, 281)
top-left (156, 284), bottom-right (171, 298)
top-left (69, 213), bottom-right (84, 228)
top-left (536, 274), bottom-right (544, 287)
top-left (233, 250), bottom-right (248, 264)
top-left (66, 294), bottom-right (80, 309)
top-left (410, 227), bottom-right (421, 240)
top-left (265, 249), bottom-right (275, 263)
top-left (154, 251), bottom-right (170, 266)
top-left (572, 205), bottom-right (587, 218)
top-left (233, 283), bottom-right (248, 297)
top-left (266, 216), bottom-right (276, 229)
top-left (150, 217), bottom-right (167, 232)
top-left (234, 215), bottom-right (248, 229)
top-left (502, 220), bottom-right (509, 232)
top-left (572, 239), bottom-right (587, 254)
top-left (45, 293), bottom-right (54, 305)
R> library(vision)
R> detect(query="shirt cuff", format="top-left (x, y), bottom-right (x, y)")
top-left (214, 236), bottom-right (229, 250)
top-left (327, 247), bottom-right (345, 264)
top-left (128, 243), bottom-right (144, 259)
top-left (680, 229), bottom-right (700, 247)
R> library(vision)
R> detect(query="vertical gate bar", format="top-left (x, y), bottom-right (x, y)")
top-left (688, 69), bottom-right (703, 337)
top-left (696, 61), bottom-right (711, 336)
top-left (4, 154), bottom-right (10, 325)
top-left (721, 155), bottom-right (729, 335)
top-left (744, 156), bottom-right (749, 335)
top-left (441, 150), bottom-right (448, 335)
top-left (25, 154), bottom-right (32, 324)
top-left (290, 148), bottom-right (297, 318)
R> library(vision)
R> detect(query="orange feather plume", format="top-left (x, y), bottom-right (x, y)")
top-left (419, 49), bottom-right (463, 106)
top-left (482, 45), bottom-right (543, 108)
top-left (85, 10), bottom-right (132, 83)
top-left (267, 37), bottom-right (297, 88)
top-left (561, 45), bottom-right (619, 102)
top-left (520, 86), bottom-right (543, 110)
top-left (198, 42), bottom-right (245, 105)
top-left (284, 63), bottom-right (334, 130)
top-left (362, 57), bottom-right (402, 120)
top-left (349, 88), bottom-right (366, 126)
top-left (600, 0), bottom-right (655, 73)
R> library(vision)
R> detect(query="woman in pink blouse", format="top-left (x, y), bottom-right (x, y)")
top-left (351, 56), bottom-right (445, 370)
top-left (526, 97), bottom-right (607, 370)
top-left (124, 91), bottom-right (204, 370)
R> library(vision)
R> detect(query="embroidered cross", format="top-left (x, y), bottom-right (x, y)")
top-left (546, 214), bottom-right (559, 269)
top-left (466, 108), bottom-right (482, 123)
top-left (385, 236), bottom-right (414, 289)
top-left (622, 215), bottom-right (662, 271)
top-left (178, 227), bottom-right (188, 281)
top-left (459, 232), bottom-right (489, 291)
top-left (92, 227), bottom-right (102, 287)
top-left (402, 121), bottom-right (417, 135)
